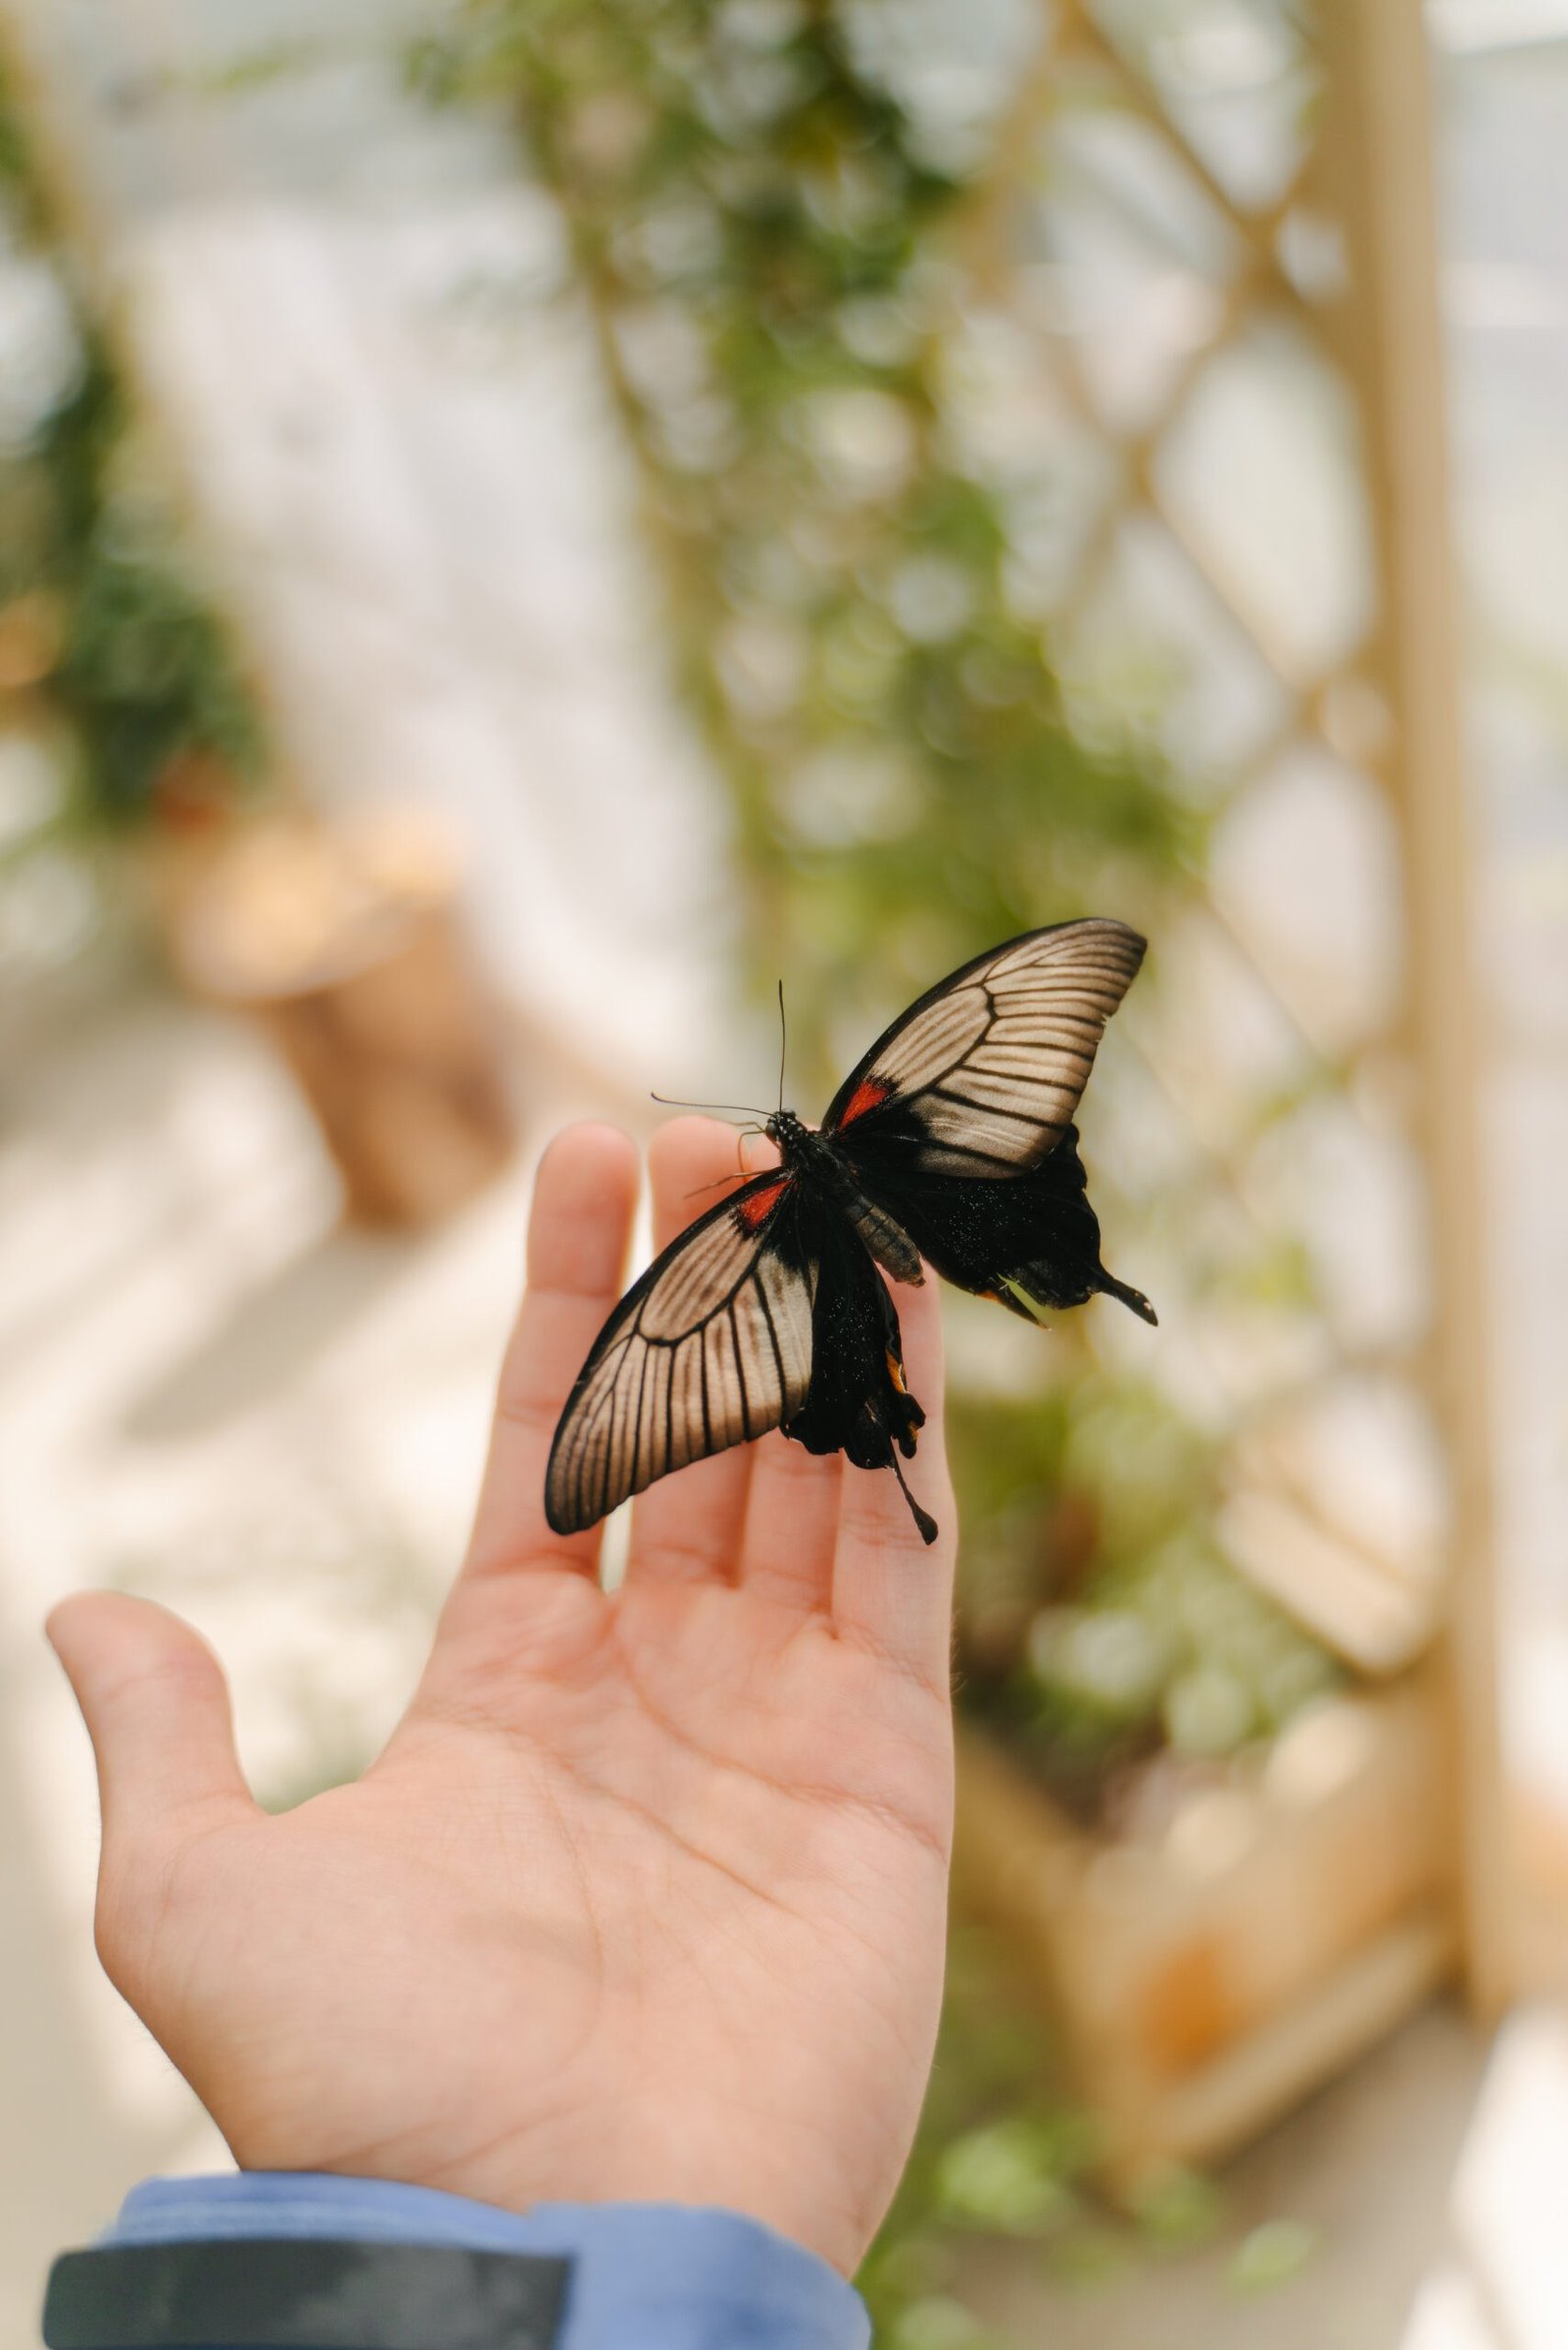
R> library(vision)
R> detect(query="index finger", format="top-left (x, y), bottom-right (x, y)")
top-left (461, 1122), bottom-right (640, 1584)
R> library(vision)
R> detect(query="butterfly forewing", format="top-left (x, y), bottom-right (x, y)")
top-left (544, 1172), bottom-right (816, 1536)
top-left (823, 919), bottom-right (1146, 1178)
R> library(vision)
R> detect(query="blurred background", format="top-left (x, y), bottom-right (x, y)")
top-left (3, 0), bottom-right (1568, 2341)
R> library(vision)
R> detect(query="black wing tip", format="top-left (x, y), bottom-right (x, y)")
top-left (889, 1448), bottom-right (941, 1544)
top-left (1046, 912), bottom-right (1147, 959)
top-left (1101, 1270), bottom-right (1158, 1326)
top-left (1086, 916), bottom-right (1148, 980)
top-left (544, 1465), bottom-right (600, 1538)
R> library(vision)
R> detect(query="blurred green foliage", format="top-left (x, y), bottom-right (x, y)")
top-left (0, 66), bottom-right (261, 839)
top-left (413, 0), bottom-right (1200, 1095)
top-left (1226, 2218), bottom-right (1320, 2295)
top-left (859, 1921), bottom-right (1227, 2344)
top-left (858, 1922), bottom-right (1096, 2346)
top-left (951, 1380), bottom-right (1337, 1818)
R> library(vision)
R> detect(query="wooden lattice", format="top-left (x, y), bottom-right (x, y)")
top-left (937, 0), bottom-right (1504, 2020)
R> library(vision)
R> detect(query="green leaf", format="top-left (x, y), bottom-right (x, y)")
top-left (1226, 2218), bottom-right (1321, 2294)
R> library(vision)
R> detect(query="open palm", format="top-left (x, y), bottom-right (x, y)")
top-left (50, 1118), bottom-right (957, 2276)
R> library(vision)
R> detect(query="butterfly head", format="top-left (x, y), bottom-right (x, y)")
top-left (765, 1108), bottom-right (808, 1161)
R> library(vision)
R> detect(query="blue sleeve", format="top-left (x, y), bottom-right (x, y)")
top-left (85, 2173), bottom-right (871, 2350)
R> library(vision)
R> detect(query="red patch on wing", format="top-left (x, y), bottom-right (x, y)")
top-left (734, 1175), bottom-right (791, 1232)
top-left (838, 1076), bottom-right (895, 1128)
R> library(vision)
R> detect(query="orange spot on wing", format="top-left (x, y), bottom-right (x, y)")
top-left (735, 1176), bottom-right (791, 1232)
top-left (839, 1076), bottom-right (894, 1127)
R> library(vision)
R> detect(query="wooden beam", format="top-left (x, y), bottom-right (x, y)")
top-left (1316, 0), bottom-right (1512, 2015)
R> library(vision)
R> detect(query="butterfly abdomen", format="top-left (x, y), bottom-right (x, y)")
top-left (782, 1200), bottom-right (924, 1467)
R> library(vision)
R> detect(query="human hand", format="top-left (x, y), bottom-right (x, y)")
top-left (48, 1118), bottom-right (956, 2277)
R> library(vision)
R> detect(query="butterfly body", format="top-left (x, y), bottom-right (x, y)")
top-left (545, 921), bottom-right (1156, 1548)
top-left (765, 1107), bottom-right (926, 1288)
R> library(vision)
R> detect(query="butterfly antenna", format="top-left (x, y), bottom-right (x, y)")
top-left (682, 1170), bottom-right (748, 1200)
top-left (650, 1092), bottom-right (768, 1122)
top-left (776, 979), bottom-right (787, 1114)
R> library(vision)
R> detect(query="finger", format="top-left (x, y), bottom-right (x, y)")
top-left (830, 1274), bottom-right (957, 1690)
top-left (739, 1432), bottom-right (842, 1614)
top-left (464, 1123), bottom-right (639, 1582)
top-left (623, 1117), bottom-right (766, 1590)
top-left (46, 1592), bottom-right (257, 1854)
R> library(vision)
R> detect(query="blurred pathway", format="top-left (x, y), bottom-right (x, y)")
top-left (958, 2002), bottom-right (1568, 2350)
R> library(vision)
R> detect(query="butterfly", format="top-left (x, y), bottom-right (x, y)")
top-left (545, 920), bottom-right (1155, 1548)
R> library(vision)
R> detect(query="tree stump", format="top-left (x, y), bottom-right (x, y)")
top-left (173, 809), bottom-right (516, 1226)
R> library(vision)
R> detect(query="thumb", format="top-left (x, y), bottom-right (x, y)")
top-left (46, 1593), bottom-right (257, 1857)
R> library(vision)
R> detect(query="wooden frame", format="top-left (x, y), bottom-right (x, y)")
top-left (1317, 0), bottom-right (1511, 2019)
top-left (947, 0), bottom-right (1508, 2173)
top-left (955, 1693), bottom-right (1451, 2181)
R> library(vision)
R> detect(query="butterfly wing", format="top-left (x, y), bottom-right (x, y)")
top-left (822, 918), bottom-right (1145, 1176)
top-left (853, 1121), bottom-right (1155, 1326)
top-left (822, 920), bottom-right (1155, 1326)
top-left (544, 1170), bottom-right (814, 1536)
top-left (545, 1167), bottom-right (940, 1543)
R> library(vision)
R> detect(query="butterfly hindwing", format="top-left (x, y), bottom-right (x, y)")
top-left (831, 1122), bottom-right (1156, 1328)
top-left (543, 1170), bottom-right (815, 1536)
top-left (822, 919), bottom-right (1146, 1179)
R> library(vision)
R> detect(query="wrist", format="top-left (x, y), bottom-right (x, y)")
top-left (233, 2115), bottom-right (886, 2278)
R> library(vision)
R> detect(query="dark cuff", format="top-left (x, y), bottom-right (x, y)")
top-left (43, 2235), bottom-right (569, 2349)
top-left (42, 2175), bottom-right (872, 2350)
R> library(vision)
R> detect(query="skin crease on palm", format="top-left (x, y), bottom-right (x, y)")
top-left (46, 1117), bottom-right (958, 2279)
